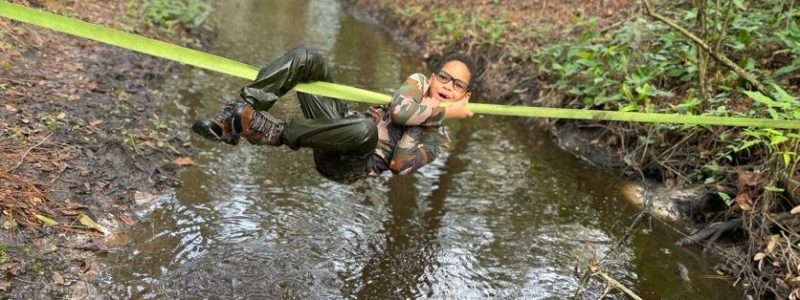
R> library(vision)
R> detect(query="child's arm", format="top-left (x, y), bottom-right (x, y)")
top-left (388, 127), bottom-right (448, 175)
top-left (389, 74), bottom-right (446, 127)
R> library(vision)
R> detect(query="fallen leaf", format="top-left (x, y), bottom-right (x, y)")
top-left (35, 214), bottom-right (58, 226)
top-left (767, 236), bottom-right (778, 253)
top-left (789, 276), bottom-right (800, 288)
top-left (0, 280), bottom-right (7, 291)
top-left (735, 193), bottom-right (752, 211)
top-left (119, 215), bottom-right (136, 226)
top-left (29, 196), bottom-right (42, 205)
top-left (0, 263), bottom-right (21, 276)
top-left (754, 252), bottom-right (766, 261)
top-left (792, 205), bottom-right (800, 214)
top-left (4, 105), bottom-right (17, 113)
top-left (52, 271), bottom-right (64, 285)
top-left (2, 217), bottom-right (16, 230)
top-left (85, 81), bottom-right (97, 91)
top-left (173, 157), bottom-right (193, 166)
top-left (91, 238), bottom-right (109, 252)
top-left (78, 214), bottom-right (108, 235)
top-left (89, 119), bottom-right (103, 127)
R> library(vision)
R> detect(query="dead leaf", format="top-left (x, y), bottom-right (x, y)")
top-left (4, 104), bottom-right (17, 113)
top-left (0, 280), bottom-right (7, 291)
top-left (735, 193), bottom-right (752, 211)
top-left (0, 263), bottom-right (20, 276)
top-left (173, 157), bottom-right (193, 166)
top-left (118, 215), bottom-right (136, 226)
top-left (91, 238), bottom-right (109, 252)
top-left (85, 81), bottom-right (97, 91)
top-left (754, 252), bottom-right (766, 261)
top-left (78, 214), bottom-right (108, 235)
top-left (767, 236), bottom-right (778, 253)
top-left (29, 196), bottom-right (42, 205)
top-left (789, 276), bottom-right (800, 288)
top-left (792, 205), bottom-right (800, 214)
top-left (89, 119), bottom-right (103, 127)
top-left (52, 271), bottom-right (64, 285)
top-left (2, 217), bottom-right (16, 230)
top-left (35, 214), bottom-right (58, 226)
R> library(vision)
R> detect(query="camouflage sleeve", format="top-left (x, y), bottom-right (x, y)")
top-left (389, 73), bottom-right (446, 127)
top-left (388, 127), bottom-right (447, 175)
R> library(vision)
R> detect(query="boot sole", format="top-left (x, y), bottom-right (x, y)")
top-left (192, 119), bottom-right (239, 145)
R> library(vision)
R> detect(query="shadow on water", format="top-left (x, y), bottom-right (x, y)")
top-left (101, 0), bottom-right (743, 299)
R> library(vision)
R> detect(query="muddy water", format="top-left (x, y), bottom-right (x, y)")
top-left (103, 0), bottom-right (739, 299)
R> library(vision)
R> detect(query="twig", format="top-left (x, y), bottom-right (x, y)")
top-left (573, 269), bottom-right (594, 300)
top-left (640, 0), bottom-right (768, 95)
top-left (713, 0), bottom-right (734, 54)
top-left (789, 132), bottom-right (800, 178)
top-left (695, 0), bottom-right (710, 101)
top-left (593, 270), bottom-right (644, 300)
top-left (600, 210), bottom-right (648, 263)
top-left (5, 133), bottom-right (52, 173)
top-left (765, 213), bottom-right (800, 240)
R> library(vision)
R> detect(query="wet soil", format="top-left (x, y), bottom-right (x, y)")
top-left (0, 1), bottom-right (201, 298)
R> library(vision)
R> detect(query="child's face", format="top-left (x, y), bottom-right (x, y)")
top-left (429, 61), bottom-right (471, 102)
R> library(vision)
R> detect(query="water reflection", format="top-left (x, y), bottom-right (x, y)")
top-left (353, 121), bottom-right (470, 298)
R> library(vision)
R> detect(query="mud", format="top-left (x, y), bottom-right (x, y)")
top-left (0, 1), bottom-right (201, 298)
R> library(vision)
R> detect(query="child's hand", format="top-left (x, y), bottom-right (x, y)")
top-left (444, 99), bottom-right (474, 120)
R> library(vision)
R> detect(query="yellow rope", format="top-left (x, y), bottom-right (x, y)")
top-left (1, 1), bottom-right (798, 129)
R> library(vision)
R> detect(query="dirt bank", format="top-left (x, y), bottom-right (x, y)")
top-left (0, 1), bottom-right (204, 298)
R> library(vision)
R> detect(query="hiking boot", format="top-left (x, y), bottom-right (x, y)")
top-left (231, 102), bottom-right (286, 146)
top-left (192, 103), bottom-right (241, 145)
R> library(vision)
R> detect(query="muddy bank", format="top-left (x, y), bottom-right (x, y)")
top-left (0, 1), bottom-right (204, 298)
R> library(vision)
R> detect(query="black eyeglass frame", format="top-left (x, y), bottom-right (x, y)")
top-left (434, 70), bottom-right (470, 93)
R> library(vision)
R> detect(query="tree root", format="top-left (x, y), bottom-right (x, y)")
top-left (676, 218), bottom-right (743, 246)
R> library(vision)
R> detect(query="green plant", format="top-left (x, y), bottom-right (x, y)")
top-left (431, 9), bottom-right (468, 43)
top-left (127, 0), bottom-right (210, 32)
top-left (430, 8), bottom-right (509, 48)
top-left (0, 245), bottom-right (8, 265)
top-left (739, 84), bottom-right (800, 170)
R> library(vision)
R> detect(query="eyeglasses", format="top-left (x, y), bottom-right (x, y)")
top-left (435, 70), bottom-right (469, 93)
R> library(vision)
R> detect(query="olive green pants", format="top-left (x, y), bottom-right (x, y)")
top-left (240, 46), bottom-right (378, 183)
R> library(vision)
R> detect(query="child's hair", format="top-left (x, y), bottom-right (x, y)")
top-left (438, 53), bottom-right (478, 84)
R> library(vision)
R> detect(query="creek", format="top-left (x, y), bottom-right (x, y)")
top-left (102, 0), bottom-right (738, 298)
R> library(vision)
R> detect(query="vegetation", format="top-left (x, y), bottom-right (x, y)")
top-left (390, 0), bottom-right (800, 297)
top-left (126, 0), bottom-right (210, 34)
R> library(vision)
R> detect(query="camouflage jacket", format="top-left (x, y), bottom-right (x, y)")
top-left (366, 73), bottom-right (450, 176)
